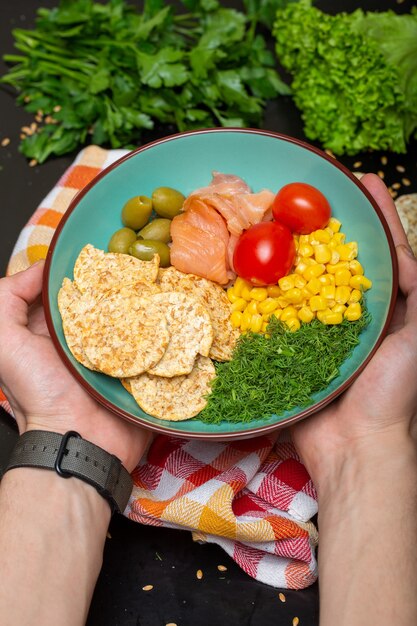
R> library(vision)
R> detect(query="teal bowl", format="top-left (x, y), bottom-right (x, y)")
top-left (44, 129), bottom-right (397, 440)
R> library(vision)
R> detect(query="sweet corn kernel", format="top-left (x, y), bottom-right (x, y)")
top-left (293, 274), bottom-right (307, 289)
top-left (298, 243), bottom-right (314, 257)
top-left (250, 313), bottom-right (263, 333)
top-left (245, 300), bottom-right (259, 315)
top-left (326, 261), bottom-right (349, 274)
top-left (259, 298), bottom-right (279, 314)
top-left (299, 235), bottom-right (310, 246)
top-left (261, 321), bottom-right (269, 333)
top-left (241, 285), bottom-right (254, 300)
top-left (331, 232), bottom-right (345, 246)
top-left (278, 275), bottom-right (295, 291)
top-left (320, 284), bottom-right (336, 300)
top-left (349, 289), bottom-right (362, 303)
top-left (329, 249), bottom-right (340, 264)
top-left (349, 260), bottom-right (364, 275)
top-left (231, 297), bottom-right (247, 312)
top-left (337, 244), bottom-right (357, 261)
top-left (267, 285), bottom-right (281, 298)
top-left (349, 275), bottom-right (363, 290)
top-left (298, 306), bottom-right (314, 323)
top-left (334, 268), bottom-right (351, 286)
top-left (250, 287), bottom-right (268, 301)
top-left (328, 217), bottom-right (342, 232)
top-left (272, 308), bottom-right (283, 320)
top-left (310, 295), bottom-right (327, 311)
top-left (332, 303), bottom-right (347, 315)
top-left (313, 229), bottom-right (331, 243)
top-left (317, 308), bottom-right (333, 323)
top-left (233, 277), bottom-right (251, 297)
top-left (361, 276), bottom-right (372, 290)
top-left (306, 278), bottom-right (321, 294)
top-left (285, 317), bottom-right (301, 332)
top-left (318, 273), bottom-right (334, 286)
top-left (335, 285), bottom-right (351, 304)
top-left (286, 288), bottom-right (304, 304)
top-left (323, 311), bottom-right (343, 325)
top-left (227, 287), bottom-right (239, 303)
top-left (281, 306), bottom-right (298, 321)
top-left (344, 303), bottom-right (362, 321)
top-left (303, 263), bottom-right (326, 280)
top-left (314, 244), bottom-right (332, 264)
top-left (277, 296), bottom-right (290, 308)
top-left (230, 310), bottom-right (243, 328)
top-left (240, 310), bottom-right (253, 331)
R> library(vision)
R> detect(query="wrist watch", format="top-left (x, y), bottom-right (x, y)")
top-left (3, 430), bottom-right (133, 515)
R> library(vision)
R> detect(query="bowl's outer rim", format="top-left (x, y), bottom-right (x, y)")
top-left (43, 127), bottom-right (399, 440)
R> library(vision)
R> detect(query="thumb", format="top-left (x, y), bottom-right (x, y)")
top-left (0, 261), bottom-right (45, 329)
top-left (396, 245), bottom-right (417, 319)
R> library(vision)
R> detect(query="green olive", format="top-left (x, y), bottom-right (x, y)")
top-left (138, 218), bottom-right (172, 243)
top-left (129, 239), bottom-right (171, 267)
top-left (121, 195), bottom-right (153, 230)
top-left (152, 186), bottom-right (185, 219)
top-left (108, 227), bottom-right (137, 254)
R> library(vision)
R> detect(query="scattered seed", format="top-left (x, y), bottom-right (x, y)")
top-left (1, 138), bottom-right (10, 147)
top-left (53, 105), bottom-right (62, 112)
top-left (142, 584), bottom-right (153, 591)
top-left (279, 592), bottom-right (286, 602)
top-left (20, 133), bottom-right (26, 140)
top-left (397, 0), bottom-right (405, 4)
top-left (402, 178), bottom-right (411, 186)
top-left (106, 531), bottom-right (112, 539)
top-left (353, 161), bottom-right (362, 168)
top-left (23, 95), bottom-right (31, 103)
top-left (381, 155), bottom-right (388, 165)
top-left (293, 618), bottom-right (300, 626)
top-left (21, 125), bottom-right (31, 134)
top-left (396, 165), bottom-right (406, 173)
top-left (165, 623), bottom-right (178, 626)
top-left (196, 569), bottom-right (203, 580)
top-left (392, 182), bottom-right (401, 190)
top-left (388, 188), bottom-right (398, 198)
top-left (35, 114), bottom-right (43, 123)
top-left (29, 159), bottom-right (38, 167)
top-left (377, 170), bottom-right (385, 179)
top-left (217, 565), bottom-right (227, 572)
top-left (30, 122), bottom-right (38, 132)
top-left (325, 149), bottom-right (335, 158)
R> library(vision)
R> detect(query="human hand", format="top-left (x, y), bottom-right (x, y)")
top-left (0, 262), bottom-right (152, 472)
top-left (292, 174), bottom-right (417, 490)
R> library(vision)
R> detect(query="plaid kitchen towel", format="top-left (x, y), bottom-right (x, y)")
top-left (1, 145), bottom-right (318, 589)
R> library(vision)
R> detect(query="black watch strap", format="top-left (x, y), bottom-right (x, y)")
top-left (4, 430), bottom-right (133, 515)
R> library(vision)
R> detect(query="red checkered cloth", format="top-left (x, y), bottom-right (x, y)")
top-left (1, 146), bottom-right (318, 589)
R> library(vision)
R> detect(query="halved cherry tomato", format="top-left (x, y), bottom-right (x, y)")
top-left (272, 182), bottom-right (331, 234)
top-left (233, 221), bottom-right (295, 286)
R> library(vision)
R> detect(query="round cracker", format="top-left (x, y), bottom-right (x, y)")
top-left (130, 355), bottom-right (216, 420)
top-left (146, 291), bottom-right (213, 377)
top-left (57, 278), bottom-right (98, 370)
top-left (74, 244), bottom-right (160, 293)
top-left (395, 193), bottom-right (417, 256)
top-left (158, 266), bottom-right (238, 361)
top-left (81, 291), bottom-right (169, 377)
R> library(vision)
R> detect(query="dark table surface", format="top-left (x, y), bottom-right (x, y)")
top-left (1, 1), bottom-right (416, 625)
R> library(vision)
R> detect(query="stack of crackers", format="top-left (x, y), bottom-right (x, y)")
top-left (58, 244), bottom-right (238, 421)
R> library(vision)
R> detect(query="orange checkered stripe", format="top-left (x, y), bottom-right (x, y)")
top-left (2, 146), bottom-right (318, 590)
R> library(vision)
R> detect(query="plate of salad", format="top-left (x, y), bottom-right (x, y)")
top-left (44, 128), bottom-right (397, 440)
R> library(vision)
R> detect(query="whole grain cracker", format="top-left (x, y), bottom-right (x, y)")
top-left (57, 277), bottom-right (98, 370)
top-left (157, 267), bottom-right (238, 361)
top-left (81, 290), bottom-right (169, 377)
top-left (74, 244), bottom-right (159, 293)
top-left (147, 291), bottom-right (213, 377)
top-left (129, 355), bottom-right (216, 420)
top-left (120, 378), bottom-right (132, 394)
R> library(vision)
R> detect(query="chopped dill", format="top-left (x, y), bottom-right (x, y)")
top-left (200, 312), bottom-right (370, 424)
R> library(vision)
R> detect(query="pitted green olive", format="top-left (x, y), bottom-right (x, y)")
top-left (108, 227), bottom-right (137, 254)
top-left (129, 239), bottom-right (171, 267)
top-left (121, 195), bottom-right (153, 230)
top-left (152, 187), bottom-right (185, 219)
top-left (138, 218), bottom-right (172, 243)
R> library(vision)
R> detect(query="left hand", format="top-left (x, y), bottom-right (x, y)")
top-left (0, 261), bottom-right (151, 472)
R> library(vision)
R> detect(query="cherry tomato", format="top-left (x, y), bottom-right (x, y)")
top-left (271, 182), bottom-right (331, 234)
top-left (233, 221), bottom-right (295, 286)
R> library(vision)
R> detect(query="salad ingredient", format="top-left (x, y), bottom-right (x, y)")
top-left (200, 314), bottom-right (370, 424)
top-left (272, 182), bottom-right (331, 234)
top-left (229, 219), bottom-right (372, 331)
top-left (1, 0), bottom-right (289, 163)
top-left (138, 218), bottom-right (172, 244)
top-left (152, 187), bottom-right (185, 219)
top-left (108, 227), bottom-right (137, 254)
top-left (122, 196), bottom-right (153, 231)
top-left (129, 239), bottom-right (171, 267)
top-left (233, 221), bottom-right (295, 286)
top-left (273, 1), bottom-right (417, 155)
